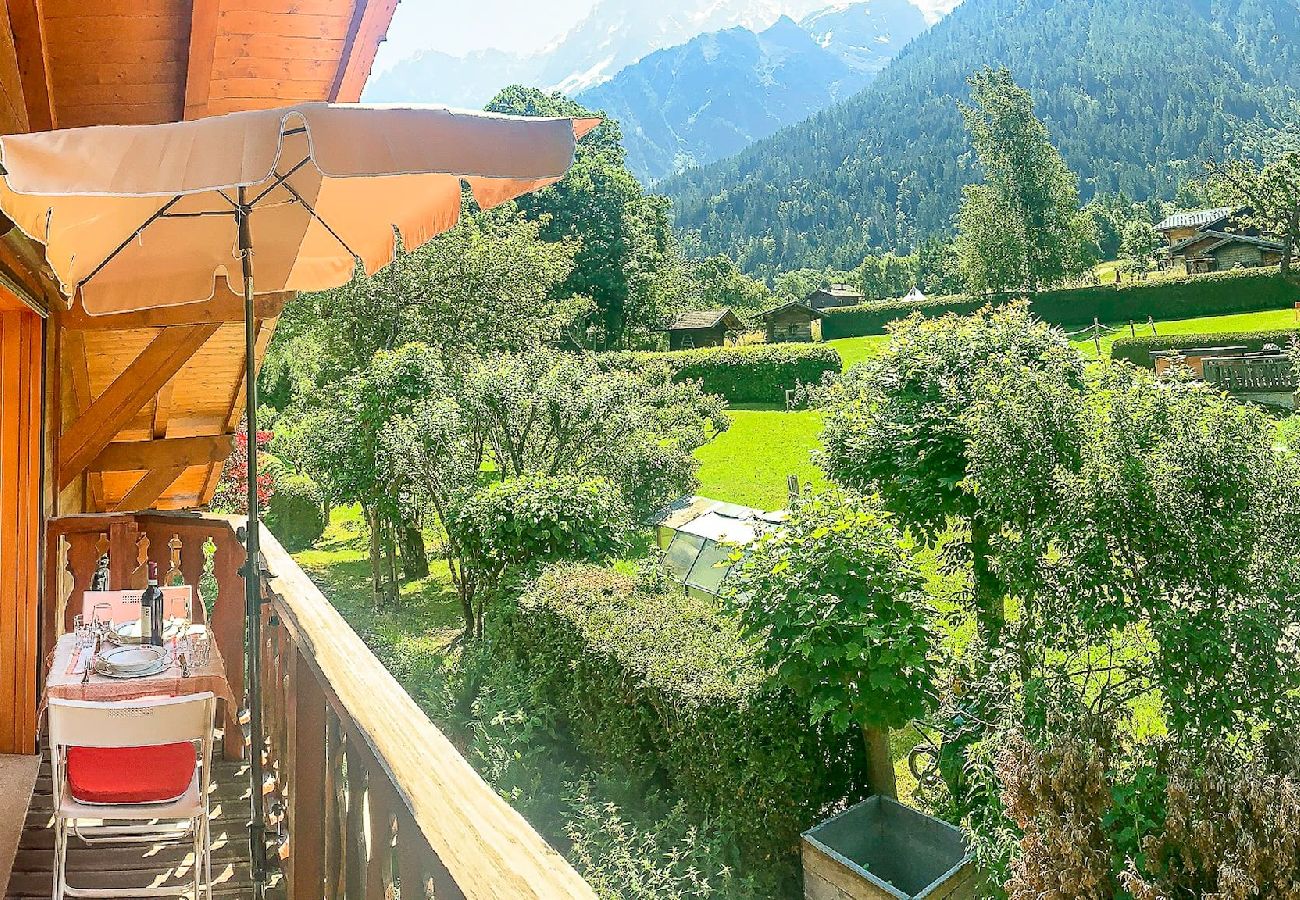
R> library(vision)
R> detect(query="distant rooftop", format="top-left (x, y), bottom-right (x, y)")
top-left (1155, 207), bottom-right (1236, 231)
top-left (668, 308), bottom-right (738, 330)
top-left (819, 284), bottom-right (863, 296)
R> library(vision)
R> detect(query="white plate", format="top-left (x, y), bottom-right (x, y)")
top-left (93, 657), bottom-right (168, 679)
top-left (98, 644), bottom-right (166, 674)
top-left (109, 619), bottom-right (185, 645)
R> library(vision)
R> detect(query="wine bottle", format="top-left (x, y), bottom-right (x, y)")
top-left (142, 561), bottom-right (165, 647)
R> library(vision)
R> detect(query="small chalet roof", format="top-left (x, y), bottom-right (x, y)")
top-left (762, 300), bottom-right (823, 320)
top-left (1170, 229), bottom-right (1285, 256)
top-left (668, 308), bottom-right (742, 330)
top-left (1155, 207), bottom-right (1237, 232)
top-left (811, 284), bottom-right (863, 298)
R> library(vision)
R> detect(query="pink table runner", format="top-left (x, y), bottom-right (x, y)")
top-left (44, 631), bottom-right (237, 710)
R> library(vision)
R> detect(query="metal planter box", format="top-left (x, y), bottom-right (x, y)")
top-left (802, 796), bottom-right (977, 900)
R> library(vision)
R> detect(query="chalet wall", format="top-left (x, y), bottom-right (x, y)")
top-left (0, 306), bottom-right (42, 754)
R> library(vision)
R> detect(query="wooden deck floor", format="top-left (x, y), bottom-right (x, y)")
top-left (6, 751), bottom-right (280, 899)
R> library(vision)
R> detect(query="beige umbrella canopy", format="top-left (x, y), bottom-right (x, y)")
top-left (0, 102), bottom-right (596, 895)
top-left (0, 102), bottom-right (600, 313)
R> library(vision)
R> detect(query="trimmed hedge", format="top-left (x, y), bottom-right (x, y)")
top-left (1111, 329), bottom-right (1300, 368)
top-left (820, 293), bottom-right (985, 339)
top-left (265, 474), bottom-right (325, 551)
top-left (608, 343), bottom-right (842, 403)
top-left (820, 268), bottom-right (1300, 339)
top-left (499, 564), bottom-right (870, 885)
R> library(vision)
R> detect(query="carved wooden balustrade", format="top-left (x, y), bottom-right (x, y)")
top-left (45, 511), bottom-right (596, 900)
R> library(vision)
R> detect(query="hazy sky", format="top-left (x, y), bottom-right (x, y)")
top-left (373, 0), bottom-right (958, 72)
top-left (374, 0), bottom-right (599, 71)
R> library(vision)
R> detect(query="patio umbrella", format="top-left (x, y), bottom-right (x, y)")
top-left (0, 102), bottom-right (598, 892)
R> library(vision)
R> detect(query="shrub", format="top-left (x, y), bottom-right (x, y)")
top-left (821, 294), bottom-right (986, 339)
top-left (500, 564), bottom-right (871, 892)
top-left (1110, 328), bottom-right (1300, 367)
top-left (456, 475), bottom-right (630, 587)
top-left (264, 473), bottom-right (325, 551)
top-left (820, 268), bottom-right (1300, 338)
top-left (608, 343), bottom-right (842, 404)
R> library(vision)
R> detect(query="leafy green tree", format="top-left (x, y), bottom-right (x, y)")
top-left (1119, 220), bottom-right (1162, 274)
top-left (956, 68), bottom-right (1096, 293)
top-left (914, 236), bottom-right (964, 295)
top-left (455, 474), bottom-right (630, 632)
top-left (685, 255), bottom-right (771, 320)
top-left (486, 87), bottom-right (685, 348)
top-left (382, 347), bottom-right (727, 633)
top-left (820, 302), bottom-right (1085, 643)
top-left (726, 492), bottom-right (936, 798)
top-left (266, 208), bottom-right (584, 399)
top-left (297, 344), bottom-right (445, 604)
top-left (858, 252), bottom-right (918, 300)
top-left (1208, 147), bottom-right (1300, 276)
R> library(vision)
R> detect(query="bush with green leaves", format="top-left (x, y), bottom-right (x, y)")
top-left (499, 563), bottom-right (871, 894)
top-left (455, 474), bottom-right (630, 591)
top-left (608, 343), bottom-right (842, 404)
top-left (264, 473), bottom-right (326, 551)
top-left (725, 492), bottom-right (937, 799)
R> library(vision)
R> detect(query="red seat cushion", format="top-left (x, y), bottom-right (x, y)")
top-left (65, 743), bottom-right (196, 805)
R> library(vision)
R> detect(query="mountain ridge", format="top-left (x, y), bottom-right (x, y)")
top-left (661, 0), bottom-right (1300, 275)
top-left (577, 3), bottom-right (929, 184)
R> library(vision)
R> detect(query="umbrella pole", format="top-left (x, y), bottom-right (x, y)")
top-left (237, 186), bottom-right (269, 897)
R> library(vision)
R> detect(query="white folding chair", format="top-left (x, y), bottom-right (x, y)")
top-left (47, 693), bottom-right (216, 900)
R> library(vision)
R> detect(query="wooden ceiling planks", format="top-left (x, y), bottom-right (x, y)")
top-left (188, 0), bottom-right (362, 118)
top-left (43, 0), bottom-right (190, 126)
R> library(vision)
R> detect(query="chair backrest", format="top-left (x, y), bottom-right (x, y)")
top-left (81, 586), bottom-right (199, 626)
top-left (48, 693), bottom-right (215, 751)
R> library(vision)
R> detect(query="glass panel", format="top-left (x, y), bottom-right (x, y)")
top-left (685, 540), bottom-right (735, 595)
top-left (664, 532), bottom-right (706, 582)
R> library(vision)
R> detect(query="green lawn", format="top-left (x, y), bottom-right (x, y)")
top-left (826, 333), bottom-right (890, 371)
top-left (693, 405), bottom-right (826, 509)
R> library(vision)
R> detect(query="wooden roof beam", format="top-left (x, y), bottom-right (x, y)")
top-left (114, 465), bottom-right (188, 513)
top-left (88, 434), bottom-right (232, 474)
top-left (182, 0), bottom-right (219, 120)
top-left (7, 0), bottom-right (55, 130)
top-left (62, 288), bottom-right (290, 330)
top-left (329, 0), bottom-right (398, 103)
top-left (58, 323), bottom-right (219, 488)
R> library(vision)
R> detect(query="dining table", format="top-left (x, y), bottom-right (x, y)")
top-left (44, 628), bottom-right (236, 713)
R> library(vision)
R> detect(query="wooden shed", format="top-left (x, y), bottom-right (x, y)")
top-left (763, 301), bottom-right (823, 343)
top-left (805, 284), bottom-right (864, 311)
top-left (667, 308), bottom-right (743, 350)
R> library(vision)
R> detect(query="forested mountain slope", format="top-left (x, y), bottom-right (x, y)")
top-left (661, 0), bottom-right (1300, 275)
top-left (579, 1), bottom-right (928, 184)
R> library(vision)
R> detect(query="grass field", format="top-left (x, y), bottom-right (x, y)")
top-left (693, 405), bottom-right (826, 509)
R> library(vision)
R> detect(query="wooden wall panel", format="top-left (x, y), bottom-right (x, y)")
top-left (0, 308), bottom-right (43, 755)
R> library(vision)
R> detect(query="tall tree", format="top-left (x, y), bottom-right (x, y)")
top-left (956, 68), bottom-right (1095, 293)
top-left (1208, 147), bottom-right (1300, 277)
top-left (485, 87), bottom-right (685, 348)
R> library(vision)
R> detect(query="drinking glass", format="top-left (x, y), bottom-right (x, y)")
top-left (91, 602), bottom-right (113, 636)
top-left (190, 631), bottom-right (211, 668)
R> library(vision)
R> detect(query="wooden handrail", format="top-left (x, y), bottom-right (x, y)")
top-left (44, 509), bottom-right (596, 897)
top-left (258, 526), bottom-right (597, 899)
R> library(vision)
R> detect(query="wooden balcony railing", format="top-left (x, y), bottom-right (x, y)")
top-left (44, 510), bottom-right (596, 900)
